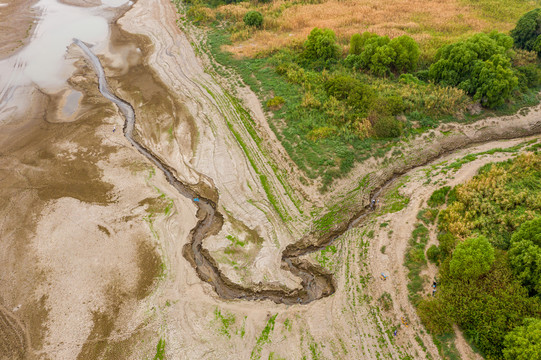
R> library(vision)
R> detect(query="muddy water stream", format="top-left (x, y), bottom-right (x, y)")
top-left (74, 38), bottom-right (391, 305)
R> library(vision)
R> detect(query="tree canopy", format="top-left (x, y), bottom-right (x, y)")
top-left (243, 11), bottom-right (263, 28)
top-left (511, 8), bottom-right (541, 54)
top-left (346, 32), bottom-right (420, 76)
top-left (303, 28), bottom-right (340, 66)
top-left (509, 217), bottom-right (541, 294)
top-left (450, 236), bottom-right (495, 280)
top-left (503, 318), bottom-right (541, 360)
top-left (429, 32), bottom-right (517, 108)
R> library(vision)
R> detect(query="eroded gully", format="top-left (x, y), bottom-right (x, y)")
top-left (74, 38), bottom-right (395, 305)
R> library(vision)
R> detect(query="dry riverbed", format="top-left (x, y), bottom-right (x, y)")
top-left (1, 0), bottom-right (541, 359)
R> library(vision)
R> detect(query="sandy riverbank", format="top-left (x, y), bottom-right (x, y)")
top-left (1, 0), bottom-right (541, 358)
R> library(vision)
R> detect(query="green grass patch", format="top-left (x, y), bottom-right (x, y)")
top-left (153, 338), bottom-right (165, 360)
top-left (315, 244), bottom-right (338, 271)
top-left (250, 314), bottom-right (278, 360)
top-left (432, 333), bottom-right (461, 360)
top-left (405, 222), bottom-right (430, 306)
top-left (381, 176), bottom-right (410, 213)
top-left (214, 308), bottom-right (236, 338)
top-left (427, 186), bottom-right (450, 207)
top-left (417, 208), bottom-right (439, 225)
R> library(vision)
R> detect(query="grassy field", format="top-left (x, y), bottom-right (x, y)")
top-left (180, 0), bottom-right (541, 190)
top-left (207, 0), bottom-right (538, 60)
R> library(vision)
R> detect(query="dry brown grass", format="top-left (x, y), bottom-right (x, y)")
top-left (216, 0), bottom-right (532, 58)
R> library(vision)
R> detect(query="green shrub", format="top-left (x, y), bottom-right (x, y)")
top-left (243, 11), bottom-right (263, 28)
top-left (470, 54), bottom-right (519, 108)
top-left (347, 33), bottom-right (419, 76)
top-left (508, 217), bottom-right (541, 294)
top-left (426, 245), bottom-right (441, 264)
top-left (266, 96), bottom-right (285, 110)
top-left (399, 73), bottom-right (424, 85)
top-left (438, 232), bottom-right (457, 257)
top-left (429, 32), bottom-right (517, 108)
top-left (390, 35), bottom-right (421, 73)
top-left (303, 28), bottom-right (340, 66)
top-left (372, 116), bottom-right (403, 138)
top-left (349, 33), bottom-right (363, 55)
top-left (511, 8), bottom-right (541, 55)
top-left (324, 76), bottom-right (375, 112)
top-left (449, 236), bottom-right (495, 280)
top-left (515, 64), bottom-right (541, 90)
top-left (427, 186), bottom-right (451, 207)
top-left (503, 318), bottom-right (541, 360)
top-left (414, 69), bottom-right (430, 82)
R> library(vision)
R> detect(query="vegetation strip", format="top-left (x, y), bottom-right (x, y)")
top-left (412, 153), bottom-right (541, 359)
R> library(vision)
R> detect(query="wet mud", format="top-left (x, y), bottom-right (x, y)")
top-left (0, 0), bottom-right (39, 59)
top-left (0, 304), bottom-right (27, 360)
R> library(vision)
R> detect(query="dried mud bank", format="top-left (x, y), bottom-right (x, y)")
top-left (77, 34), bottom-right (340, 304)
top-left (0, 0), bottom-right (39, 59)
top-left (0, 3), bottom-right (178, 360)
top-left (0, 56), bottom-right (173, 357)
top-left (1, 0), bottom-right (540, 359)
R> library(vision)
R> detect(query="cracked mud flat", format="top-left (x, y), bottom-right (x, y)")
top-left (1, 0), bottom-right (541, 359)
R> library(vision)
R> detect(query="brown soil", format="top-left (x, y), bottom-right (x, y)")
top-left (2, 0), bottom-right (541, 358)
top-left (0, 304), bottom-right (28, 360)
top-left (0, 36), bottom-right (171, 360)
top-left (0, 0), bottom-right (39, 59)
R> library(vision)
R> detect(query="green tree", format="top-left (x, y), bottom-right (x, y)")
top-left (346, 33), bottom-right (419, 76)
top-left (503, 318), bottom-right (541, 360)
top-left (509, 217), bottom-right (541, 294)
top-left (349, 33), bottom-right (363, 55)
top-left (243, 11), bottom-right (263, 28)
top-left (450, 236), bottom-right (495, 280)
top-left (429, 32), bottom-right (517, 108)
top-left (470, 54), bottom-right (518, 108)
top-left (389, 35), bottom-right (420, 73)
top-left (511, 8), bottom-right (541, 54)
top-left (303, 28), bottom-right (340, 64)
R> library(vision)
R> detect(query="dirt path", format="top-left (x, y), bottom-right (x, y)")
top-left (365, 136), bottom-right (535, 359)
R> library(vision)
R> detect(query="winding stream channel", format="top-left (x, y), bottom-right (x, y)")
top-left (74, 38), bottom-right (389, 305)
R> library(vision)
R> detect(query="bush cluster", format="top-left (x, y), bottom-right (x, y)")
top-left (417, 153), bottom-right (541, 359)
top-left (429, 32), bottom-right (518, 108)
top-left (511, 8), bottom-right (541, 55)
top-left (243, 11), bottom-right (263, 28)
top-left (302, 28), bottom-right (341, 68)
top-left (346, 32), bottom-right (420, 76)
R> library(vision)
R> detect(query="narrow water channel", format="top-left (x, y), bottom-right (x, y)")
top-left (74, 38), bottom-right (370, 304)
